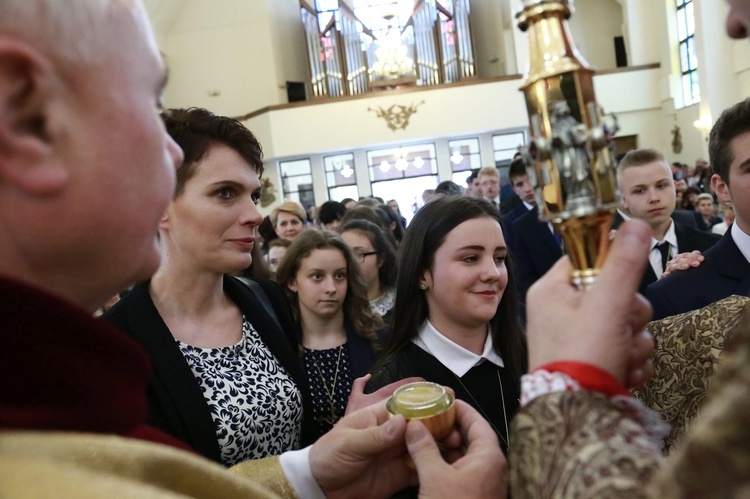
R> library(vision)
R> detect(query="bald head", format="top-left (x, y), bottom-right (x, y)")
top-left (0, 0), bottom-right (135, 65)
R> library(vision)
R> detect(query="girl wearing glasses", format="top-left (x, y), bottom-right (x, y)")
top-left (275, 228), bottom-right (386, 440)
top-left (368, 196), bottom-right (527, 455)
top-left (340, 219), bottom-right (397, 327)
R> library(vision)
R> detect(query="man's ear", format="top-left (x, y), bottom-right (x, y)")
top-left (0, 37), bottom-right (66, 195)
top-left (712, 173), bottom-right (732, 204)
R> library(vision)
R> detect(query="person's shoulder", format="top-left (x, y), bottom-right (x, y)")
top-left (366, 349), bottom-right (414, 392)
top-left (101, 282), bottom-right (148, 327)
top-left (513, 207), bottom-right (539, 228)
top-left (675, 222), bottom-right (721, 248)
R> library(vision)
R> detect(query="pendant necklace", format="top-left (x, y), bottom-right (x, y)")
top-left (450, 369), bottom-right (511, 450)
top-left (310, 345), bottom-right (343, 427)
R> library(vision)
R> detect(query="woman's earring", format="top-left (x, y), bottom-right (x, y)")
top-left (419, 283), bottom-right (427, 290)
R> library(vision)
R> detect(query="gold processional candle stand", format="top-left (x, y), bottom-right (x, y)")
top-left (516, 0), bottom-right (620, 289)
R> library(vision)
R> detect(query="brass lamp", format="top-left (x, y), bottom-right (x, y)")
top-left (516, 0), bottom-right (620, 289)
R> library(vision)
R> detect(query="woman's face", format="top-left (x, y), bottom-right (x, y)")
top-left (420, 216), bottom-right (508, 335)
top-left (161, 145), bottom-right (262, 274)
top-left (340, 230), bottom-right (381, 294)
top-left (275, 211), bottom-right (304, 240)
top-left (288, 248), bottom-right (348, 321)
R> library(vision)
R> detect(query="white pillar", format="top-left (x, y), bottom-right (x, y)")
top-left (694, 0), bottom-right (741, 126)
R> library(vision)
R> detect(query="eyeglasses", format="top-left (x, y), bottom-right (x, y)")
top-left (354, 251), bottom-right (379, 263)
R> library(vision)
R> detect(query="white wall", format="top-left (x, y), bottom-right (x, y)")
top-left (471, 0), bottom-right (508, 78)
top-left (568, 0), bottom-right (624, 70)
top-left (162, 0), bottom-right (282, 115)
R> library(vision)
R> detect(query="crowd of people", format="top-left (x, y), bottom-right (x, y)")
top-left (4, 0), bottom-right (750, 497)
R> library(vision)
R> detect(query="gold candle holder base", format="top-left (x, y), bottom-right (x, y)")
top-left (555, 210), bottom-right (615, 290)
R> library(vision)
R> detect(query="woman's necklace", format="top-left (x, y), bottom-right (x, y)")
top-left (309, 345), bottom-right (343, 426)
top-left (450, 369), bottom-right (510, 450)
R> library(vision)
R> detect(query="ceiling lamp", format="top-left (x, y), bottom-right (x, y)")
top-left (395, 157), bottom-right (408, 171)
top-left (379, 160), bottom-right (391, 172)
top-left (450, 150), bottom-right (464, 165)
top-left (413, 156), bottom-right (424, 168)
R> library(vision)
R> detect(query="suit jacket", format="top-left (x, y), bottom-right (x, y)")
top-left (639, 222), bottom-right (720, 293)
top-left (645, 230), bottom-right (750, 320)
top-left (511, 207), bottom-right (563, 314)
top-left (611, 212), bottom-right (719, 293)
top-left (502, 202), bottom-right (533, 250)
top-left (104, 276), bottom-right (310, 464)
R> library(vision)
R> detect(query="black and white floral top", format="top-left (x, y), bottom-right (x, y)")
top-left (178, 316), bottom-right (303, 466)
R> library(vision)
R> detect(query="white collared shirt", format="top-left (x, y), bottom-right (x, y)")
top-left (731, 222), bottom-right (750, 264)
top-left (412, 320), bottom-right (504, 378)
top-left (522, 200), bottom-right (535, 211)
top-left (649, 220), bottom-right (678, 277)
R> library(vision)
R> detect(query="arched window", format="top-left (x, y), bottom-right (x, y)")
top-left (676, 0), bottom-right (699, 106)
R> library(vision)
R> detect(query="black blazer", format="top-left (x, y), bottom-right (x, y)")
top-left (502, 202), bottom-right (533, 250)
top-left (103, 276), bottom-right (310, 464)
top-left (636, 222), bottom-right (720, 293)
top-left (645, 229), bottom-right (750, 320)
top-left (511, 207), bottom-right (563, 315)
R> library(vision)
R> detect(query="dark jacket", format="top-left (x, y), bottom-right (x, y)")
top-left (511, 207), bottom-right (562, 317)
top-left (612, 212), bottom-right (720, 293)
top-left (104, 276), bottom-right (312, 463)
top-left (645, 229), bottom-right (750, 320)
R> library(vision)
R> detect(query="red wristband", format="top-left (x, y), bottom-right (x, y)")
top-left (534, 361), bottom-right (630, 398)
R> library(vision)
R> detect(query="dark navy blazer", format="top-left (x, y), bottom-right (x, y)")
top-left (645, 228), bottom-right (750, 320)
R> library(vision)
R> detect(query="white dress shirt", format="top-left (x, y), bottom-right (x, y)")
top-left (731, 222), bottom-right (750, 264)
top-left (412, 320), bottom-right (504, 377)
top-left (649, 220), bottom-right (678, 277)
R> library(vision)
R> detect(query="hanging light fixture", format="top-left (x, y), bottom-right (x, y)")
top-left (450, 150), bottom-right (464, 165)
top-left (413, 156), bottom-right (424, 168)
top-left (379, 160), bottom-right (391, 172)
top-left (395, 157), bottom-right (408, 171)
top-left (341, 164), bottom-right (354, 178)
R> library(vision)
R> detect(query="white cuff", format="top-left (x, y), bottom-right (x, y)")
top-left (520, 370), bottom-right (581, 406)
top-left (279, 446), bottom-right (325, 499)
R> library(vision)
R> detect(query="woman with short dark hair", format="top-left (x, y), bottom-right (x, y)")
top-left (105, 108), bottom-right (307, 465)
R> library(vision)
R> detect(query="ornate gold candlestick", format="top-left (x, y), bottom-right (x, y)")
top-left (516, 0), bottom-right (619, 289)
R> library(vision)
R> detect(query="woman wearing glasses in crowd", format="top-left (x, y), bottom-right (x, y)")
top-left (105, 108), bottom-right (308, 466)
top-left (275, 228), bottom-right (392, 440)
top-left (367, 195), bottom-right (527, 455)
top-left (340, 219), bottom-right (397, 327)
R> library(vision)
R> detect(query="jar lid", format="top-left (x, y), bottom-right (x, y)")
top-left (387, 381), bottom-right (454, 419)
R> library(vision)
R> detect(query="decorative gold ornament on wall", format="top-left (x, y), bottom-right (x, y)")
top-left (368, 101), bottom-right (425, 131)
top-left (671, 125), bottom-right (683, 154)
top-left (259, 178), bottom-right (276, 208)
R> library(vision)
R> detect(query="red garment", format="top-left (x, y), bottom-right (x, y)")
top-left (0, 277), bottom-right (193, 453)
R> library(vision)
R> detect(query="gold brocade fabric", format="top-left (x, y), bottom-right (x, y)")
top-left (633, 295), bottom-right (750, 454)
top-left (510, 301), bottom-right (750, 498)
top-left (510, 392), bottom-right (661, 498)
top-left (0, 431), bottom-right (296, 498)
